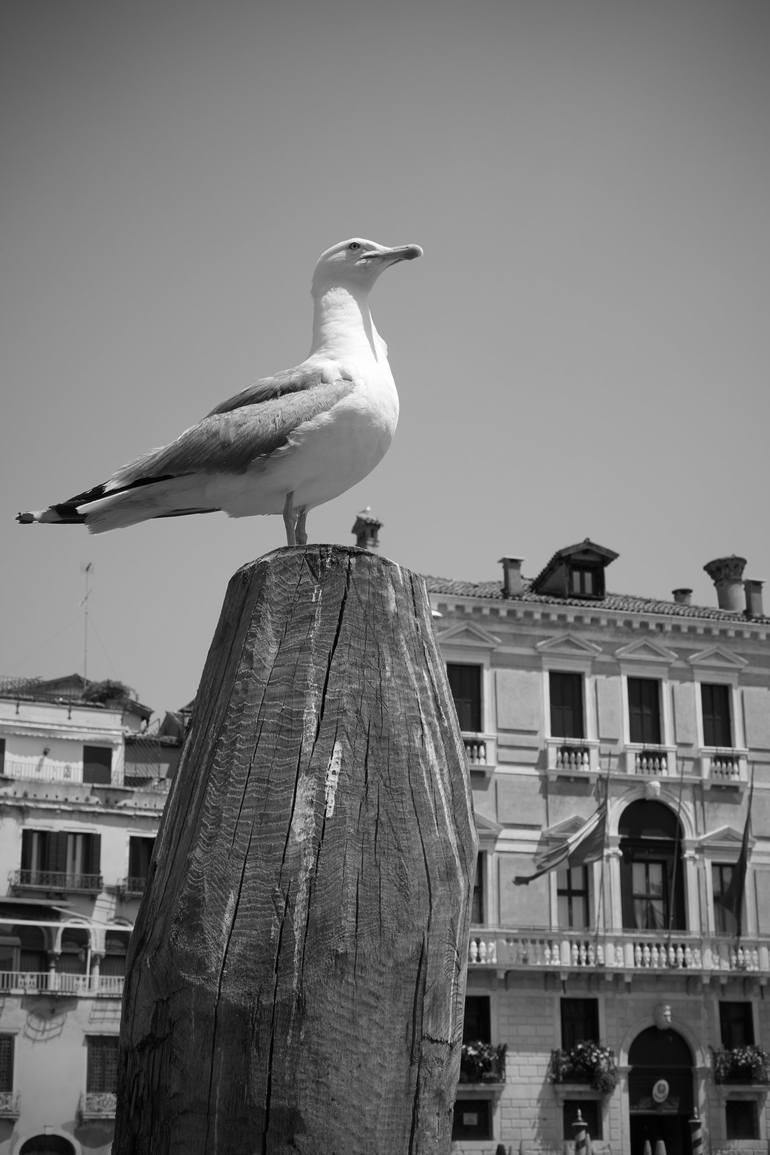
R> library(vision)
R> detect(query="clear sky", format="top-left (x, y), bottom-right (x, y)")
top-left (2, 0), bottom-right (769, 716)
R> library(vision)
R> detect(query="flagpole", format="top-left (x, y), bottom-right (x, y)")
top-left (666, 750), bottom-right (688, 945)
top-left (594, 769), bottom-right (611, 953)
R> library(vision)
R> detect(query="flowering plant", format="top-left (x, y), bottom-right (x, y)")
top-left (712, 1044), bottom-right (770, 1084)
top-left (459, 1041), bottom-right (507, 1084)
top-left (549, 1041), bottom-right (618, 1093)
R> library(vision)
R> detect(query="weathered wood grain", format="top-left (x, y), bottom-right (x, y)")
top-left (113, 545), bottom-right (477, 1154)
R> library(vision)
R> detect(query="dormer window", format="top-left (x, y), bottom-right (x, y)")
top-left (530, 539), bottom-right (618, 601)
top-left (569, 566), bottom-right (604, 598)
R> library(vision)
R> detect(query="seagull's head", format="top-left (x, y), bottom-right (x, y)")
top-left (312, 238), bottom-right (423, 295)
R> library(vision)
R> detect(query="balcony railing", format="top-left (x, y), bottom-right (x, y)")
top-left (701, 749), bottom-right (749, 789)
top-left (0, 1091), bottom-right (20, 1118)
top-left (0, 757), bottom-right (82, 783)
top-left (461, 733), bottom-right (496, 773)
top-left (79, 1091), bottom-right (117, 1119)
top-left (10, 868), bottom-right (103, 893)
top-left (117, 875), bottom-right (148, 896)
top-left (546, 739), bottom-right (600, 780)
top-left (623, 745), bottom-right (676, 776)
top-left (469, 928), bottom-right (770, 976)
top-left (0, 971), bottom-right (124, 996)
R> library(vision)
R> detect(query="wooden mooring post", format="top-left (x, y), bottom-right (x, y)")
top-left (112, 545), bottom-right (478, 1154)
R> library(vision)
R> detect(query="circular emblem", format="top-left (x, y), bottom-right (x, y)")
top-left (652, 1078), bottom-right (669, 1104)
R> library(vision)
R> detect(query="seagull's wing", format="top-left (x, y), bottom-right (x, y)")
top-left (65, 369), bottom-right (355, 507)
top-left (205, 366), bottom-right (331, 416)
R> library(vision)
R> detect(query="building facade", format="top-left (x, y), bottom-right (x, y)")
top-left (429, 543), bottom-right (770, 1155)
top-left (0, 676), bottom-right (182, 1155)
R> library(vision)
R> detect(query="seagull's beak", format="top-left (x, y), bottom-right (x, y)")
top-left (362, 243), bottom-right (423, 264)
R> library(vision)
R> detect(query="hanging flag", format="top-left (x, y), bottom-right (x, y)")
top-left (717, 767), bottom-right (754, 938)
top-left (514, 801), bottom-right (606, 886)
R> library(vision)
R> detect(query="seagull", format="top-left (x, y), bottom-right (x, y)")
top-left (17, 237), bottom-right (422, 545)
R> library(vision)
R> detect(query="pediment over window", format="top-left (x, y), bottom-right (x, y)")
top-left (536, 634), bottom-right (601, 657)
top-left (698, 825), bottom-right (753, 852)
top-left (614, 639), bottom-right (678, 664)
top-left (435, 622), bottom-right (500, 649)
top-left (475, 812), bottom-right (503, 842)
top-left (688, 646), bottom-right (747, 670)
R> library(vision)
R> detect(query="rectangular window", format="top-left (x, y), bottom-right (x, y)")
top-left (86, 1035), bottom-right (119, 1094)
top-left (463, 996), bottom-right (491, 1044)
top-left (570, 567), bottom-right (603, 599)
top-left (561, 998), bottom-right (599, 1050)
top-left (563, 1100), bottom-right (602, 1141)
top-left (21, 830), bottom-right (101, 887)
top-left (0, 738), bottom-right (5, 775)
top-left (557, 866), bottom-right (589, 929)
top-left (726, 1100), bottom-right (759, 1140)
top-left (713, 863), bottom-right (738, 936)
top-left (471, 853), bottom-right (484, 924)
top-left (83, 744), bottom-right (112, 785)
top-left (452, 1098), bottom-right (492, 1141)
top-left (128, 836), bottom-right (155, 885)
top-left (720, 1002), bottom-right (754, 1049)
top-left (549, 672), bottom-right (584, 739)
top-left (447, 664), bottom-right (482, 733)
top-left (0, 1034), bottom-right (13, 1092)
top-left (702, 683), bottom-right (732, 748)
top-left (628, 677), bottom-right (662, 745)
top-left (631, 860), bottom-right (666, 930)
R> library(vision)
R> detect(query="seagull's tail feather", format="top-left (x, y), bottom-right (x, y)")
top-left (78, 476), bottom-right (219, 533)
top-left (18, 476), bottom-right (219, 534)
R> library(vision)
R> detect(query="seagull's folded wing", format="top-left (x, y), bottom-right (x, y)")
top-left (91, 370), bottom-right (355, 497)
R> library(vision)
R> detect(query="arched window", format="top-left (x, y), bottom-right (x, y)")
top-left (17, 924), bottom-right (47, 972)
top-left (59, 926), bottom-right (89, 975)
top-left (619, 801), bottom-right (685, 931)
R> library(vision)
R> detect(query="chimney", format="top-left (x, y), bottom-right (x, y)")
top-left (672, 588), bottom-right (693, 606)
top-left (351, 507), bottom-right (382, 550)
top-left (499, 557), bottom-right (524, 598)
top-left (703, 555), bottom-right (747, 611)
top-left (744, 578), bottom-right (765, 619)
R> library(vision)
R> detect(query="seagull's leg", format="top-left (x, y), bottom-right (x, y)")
top-left (295, 507), bottom-right (308, 546)
top-left (282, 492), bottom-right (297, 546)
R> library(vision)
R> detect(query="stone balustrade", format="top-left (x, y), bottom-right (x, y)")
top-left (469, 929), bottom-right (770, 975)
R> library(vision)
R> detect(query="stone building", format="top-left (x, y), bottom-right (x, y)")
top-left (0, 675), bottom-right (182, 1155)
top-left (428, 542), bottom-right (770, 1155)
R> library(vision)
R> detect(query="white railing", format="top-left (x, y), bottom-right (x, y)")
top-left (461, 733), bottom-right (496, 769)
top-left (546, 738), bottom-right (600, 777)
top-left (468, 928), bottom-right (770, 975)
top-left (0, 971), bottom-right (124, 996)
top-left (623, 745), bottom-right (676, 775)
top-left (701, 749), bottom-right (749, 787)
top-left (0, 756), bottom-right (83, 783)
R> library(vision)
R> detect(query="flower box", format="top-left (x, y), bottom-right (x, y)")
top-left (459, 1041), bottom-right (507, 1084)
top-left (550, 1042), bottom-right (618, 1093)
top-left (712, 1045), bottom-right (770, 1085)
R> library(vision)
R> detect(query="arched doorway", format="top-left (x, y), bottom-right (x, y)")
top-left (629, 1025), bottom-right (693, 1155)
top-left (19, 1136), bottom-right (76, 1155)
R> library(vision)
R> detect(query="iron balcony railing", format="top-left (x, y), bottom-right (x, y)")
top-left (10, 868), bottom-right (103, 893)
top-left (469, 927), bottom-right (770, 976)
top-left (0, 971), bottom-right (124, 996)
top-left (117, 875), bottom-right (148, 896)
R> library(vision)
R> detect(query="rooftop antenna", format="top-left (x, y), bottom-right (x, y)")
top-left (81, 562), bottom-right (93, 686)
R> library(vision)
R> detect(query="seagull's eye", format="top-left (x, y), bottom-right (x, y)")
top-left (348, 242), bottom-right (361, 251)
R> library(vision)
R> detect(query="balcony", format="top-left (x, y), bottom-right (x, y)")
top-left (701, 748), bottom-right (749, 790)
top-left (546, 739), bottom-right (600, 783)
top-left (469, 927), bottom-right (770, 979)
top-left (10, 868), bottom-right (103, 894)
top-left (0, 1092), bottom-right (20, 1118)
top-left (117, 875), bottom-right (148, 897)
top-left (79, 1091), bottom-right (117, 1120)
top-left (461, 733), bottom-right (496, 778)
top-left (0, 971), bottom-right (124, 997)
top-left (623, 745), bottom-right (677, 777)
